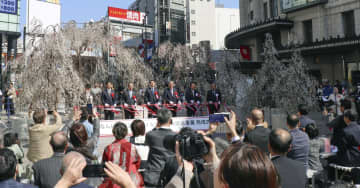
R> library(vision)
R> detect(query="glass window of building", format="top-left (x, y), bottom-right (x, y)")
top-left (342, 10), bottom-right (355, 37)
top-left (192, 32), bottom-right (196, 36)
top-left (303, 20), bottom-right (313, 44)
top-left (191, 20), bottom-right (196, 25)
top-left (264, 2), bottom-right (268, 20)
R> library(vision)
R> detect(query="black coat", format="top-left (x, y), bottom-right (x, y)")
top-left (122, 90), bottom-right (137, 105)
top-left (244, 126), bottom-right (271, 153)
top-left (101, 89), bottom-right (116, 106)
top-left (336, 122), bottom-right (360, 166)
top-left (206, 89), bottom-right (221, 102)
top-left (327, 114), bottom-right (347, 147)
top-left (163, 88), bottom-right (180, 104)
top-left (185, 88), bottom-right (201, 103)
top-left (144, 87), bottom-right (160, 104)
top-left (144, 128), bottom-right (177, 186)
top-left (272, 156), bottom-right (306, 188)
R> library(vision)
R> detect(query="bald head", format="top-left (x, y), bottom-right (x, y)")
top-left (60, 152), bottom-right (86, 175)
top-left (269, 128), bottom-right (292, 155)
top-left (50, 131), bottom-right (68, 153)
top-left (250, 109), bottom-right (264, 125)
top-left (287, 114), bottom-right (299, 129)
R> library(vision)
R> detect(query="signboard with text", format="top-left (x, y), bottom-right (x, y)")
top-left (0, 0), bottom-right (17, 15)
top-left (108, 7), bottom-right (145, 25)
top-left (281, 0), bottom-right (326, 12)
top-left (100, 117), bottom-right (210, 137)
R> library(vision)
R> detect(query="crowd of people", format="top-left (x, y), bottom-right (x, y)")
top-left (0, 79), bottom-right (359, 188)
top-left (85, 81), bottom-right (222, 120)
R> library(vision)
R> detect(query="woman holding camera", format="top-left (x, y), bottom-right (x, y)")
top-left (100, 122), bottom-right (144, 188)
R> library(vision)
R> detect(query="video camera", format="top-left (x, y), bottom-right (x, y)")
top-left (164, 127), bottom-right (209, 161)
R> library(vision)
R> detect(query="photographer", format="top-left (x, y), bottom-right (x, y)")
top-left (165, 131), bottom-right (219, 188)
top-left (27, 109), bottom-right (63, 163)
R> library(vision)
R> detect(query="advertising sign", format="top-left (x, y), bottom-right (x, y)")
top-left (282, 0), bottom-right (321, 12)
top-left (27, 0), bottom-right (61, 32)
top-left (108, 7), bottom-right (145, 24)
top-left (0, 0), bottom-right (18, 15)
top-left (100, 117), bottom-right (210, 137)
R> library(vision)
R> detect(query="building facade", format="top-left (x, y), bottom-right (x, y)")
top-left (186, 1), bottom-right (240, 50)
top-left (129, 0), bottom-right (186, 46)
top-left (107, 7), bottom-right (153, 48)
top-left (226, 0), bottom-right (360, 82)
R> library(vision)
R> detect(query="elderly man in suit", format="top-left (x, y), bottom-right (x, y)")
top-left (185, 82), bottom-right (201, 117)
top-left (33, 131), bottom-right (68, 188)
top-left (163, 81), bottom-right (180, 117)
top-left (122, 83), bottom-right (137, 119)
top-left (27, 109), bottom-right (63, 163)
top-left (144, 80), bottom-right (161, 118)
top-left (144, 108), bottom-right (177, 187)
top-left (286, 114), bottom-right (310, 168)
top-left (206, 83), bottom-right (221, 114)
top-left (101, 82), bottom-right (116, 120)
top-left (269, 128), bottom-right (306, 188)
top-left (0, 148), bottom-right (37, 188)
top-left (244, 109), bottom-right (271, 153)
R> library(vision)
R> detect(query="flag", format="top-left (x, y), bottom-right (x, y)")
top-left (240, 46), bottom-right (251, 60)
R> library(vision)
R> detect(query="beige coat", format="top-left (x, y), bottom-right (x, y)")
top-left (27, 115), bottom-right (63, 163)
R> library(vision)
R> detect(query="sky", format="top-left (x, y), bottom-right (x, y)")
top-left (20, 0), bottom-right (239, 28)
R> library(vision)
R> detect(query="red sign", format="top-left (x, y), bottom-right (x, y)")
top-left (240, 46), bottom-right (251, 60)
top-left (108, 7), bottom-right (145, 24)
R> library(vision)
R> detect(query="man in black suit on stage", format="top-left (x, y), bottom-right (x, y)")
top-left (144, 80), bottom-right (161, 118)
top-left (122, 83), bottom-right (137, 119)
top-left (207, 83), bottom-right (222, 114)
top-left (162, 81), bottom-right (180, 117)
top-left (101, 82), bottom-right (116, 120)
top-left (269, 128), bottom-right (306, 188)
top-left (185, 82), bottom-right (201, 117)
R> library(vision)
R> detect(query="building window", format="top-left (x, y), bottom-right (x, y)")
top-left (192, 32), bottom-right (196, 36)
top-left (303, 20), bottom-right (313, 44)
top-left (191, 10), bottom-right (196, 14)
top-left (191, 20), bottom-right (196, 25)
top-left (250, 11), bottom-right (254, 21)
top-left (342, 10), bottom-right (355, 37)
top-left (270, 0), bottom-right (278, 17)
top-left (264, 2), bottom-right (268, 20)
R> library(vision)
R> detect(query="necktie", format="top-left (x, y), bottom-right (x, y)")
top-left (152, 88), bottom-right (154, 94)
top-left (171, 89), bottom-right (173, 96)
top-left (130, 91), bottom-right (132, 98)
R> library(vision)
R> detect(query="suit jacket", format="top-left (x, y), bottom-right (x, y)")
top-left (163, 88), bottom-right (180, 104)
top-left (122, 90), bottom-right (137, 105)
top-left (271, 156), bottom-right (306, 188)
top-left (206, 89), bottom-right (221, 103)
top-left (0, 179), bottom-right (37, 188)
top-left (336, 122), bottom-right (360, 166)
top-left (327, 114), bottom-right (347, 147)
top-left (287, 128), bottom-right (310, 168)
top-left (101, 89), bottom-right (116, 106)
top-left (185, 88), bottom-right (201, 103)
top-left (299, 115), bottom-right (315, 130)
top-left (144, 128), bottom-right (177, 186)
top-left (244, 126), bottom-right (271, 153)
top-left (144, 87), bottom-right (160, 104)
top-left (33, 153), bottom-right (65, 188)
top-left (27, 115), bottom-right (63, 163)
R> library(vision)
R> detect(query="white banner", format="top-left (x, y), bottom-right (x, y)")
top-left (100, 116), bottom-right (210, 137)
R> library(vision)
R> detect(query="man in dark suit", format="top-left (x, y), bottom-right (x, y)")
top-left (162, 81), bottom-right (180, 117)
top-left (206, 83), bottom-right (221, 114)
top-left (122, 83), bottom-right (137, 119)
top-left (144, 80), bottom-right (161, 118)
top-left (144, 108), bottom-right (177, 187)
top-left (101, 82), bottom-right (116, 120)
top-left (286, 114), bottom-right (310, 168)
top-left (185, 82), bottom-right (201, 117)
top-left (335, 110), bottom-right (360, 166)
top-left (297, 104), bottom-right (315, 131)
top-left (326, 99), bottom-right (352, 148)
top-left (244, 109), bottom-right (271, 153)
top-left (0, 148), bottom-right (37, 188)
top-left (33, 131), bottom-right (68, 188)
top-left (269, 128), bottom-right (306, 188)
